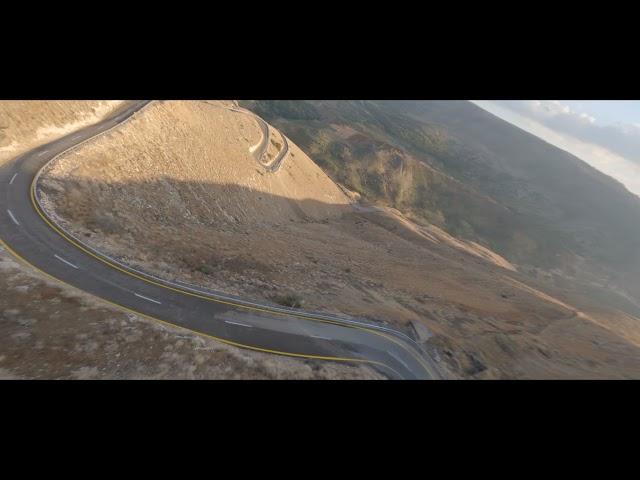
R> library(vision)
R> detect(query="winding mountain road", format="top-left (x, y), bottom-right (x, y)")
top-left (227, 104), bottom-right (289, 172)
top-left (0, 100), bottom-right (441, 380)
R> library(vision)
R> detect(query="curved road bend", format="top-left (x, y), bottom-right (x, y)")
top-left (0, 100), bottom-right (440, 379)
top-left (227, 105), bottom-right (289, 172)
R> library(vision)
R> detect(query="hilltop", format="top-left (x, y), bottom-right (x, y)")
top-left (242, 100), bottom-right (640, 317)
top-left (34, 100), bottom-right (640, 378)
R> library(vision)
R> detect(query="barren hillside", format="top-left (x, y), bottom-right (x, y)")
top-left (0, 244), bottom-right (380, 379)
top-left (41, 100), bottom-right (350, 229)
top-left (38, 100), bottom-right (640, 379)
top-left (244, 100), bottom-right (640, 310)
top-left (0, 100), bottom-right (124, 165)
top-left (0, 100), bottom-right (380, 380)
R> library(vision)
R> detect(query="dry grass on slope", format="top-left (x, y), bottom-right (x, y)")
top-left (0, 100), bottom-right (124, 165)
top-left (41, 100), bottom-right (350, 229)
top-left (38, 100), bottom-right (640, 379)
top-left (0, 246), bottom-right (381, 380)
top-left (0, 99), bottom-right (381, 379)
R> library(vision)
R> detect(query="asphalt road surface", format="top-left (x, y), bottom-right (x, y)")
top-left (227, 105), bottom-right (288, 172)
top-left (0, 100), bottom-right (441, 379)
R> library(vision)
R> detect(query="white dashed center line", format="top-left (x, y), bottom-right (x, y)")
top-left (9, 173), bottom-right (18, 185)
top-left (312, 335), bottom-right (332, 341)
top-left (54, 254), bottom-right (79, 269)
top-left (7, 209), bottom-right (19, 225)
top-left (37, 150), bottom-right (49, 157)
top-left (225, 320), bottom-right (252, 328)
top-left (134, 293), bottom-right (162, 305)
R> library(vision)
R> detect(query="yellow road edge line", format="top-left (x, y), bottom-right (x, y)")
top-left (31, 182), bottom-right (355, 324)
top-left (32, 185), bottom-right (432, 374)
top-left (0, 235), bottom-right (385, 369)
top-left (25, 111), bottom-right (434, 377)
top-left (32, 185), bottom-right (432, 375)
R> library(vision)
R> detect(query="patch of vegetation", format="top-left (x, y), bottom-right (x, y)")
top-left (242, 100), bottom-right (321, 121)
top-left (195, 265), bottom-right (214, 275)
top-left (270, 138), bottom-right (282, 150)
top-left (239, 99), bottom-right (640, 297)
top-left (270, 293), bottom-right (304, 308)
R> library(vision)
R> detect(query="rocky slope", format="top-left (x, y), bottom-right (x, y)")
top-left (0, 100), bottom-right (124, 165)
top-left (241, 100), bottom-right (640, 319)
top-left (37, 100), bottom-right (640, 379)
top-left (1, 100), bottom-right (379, 379)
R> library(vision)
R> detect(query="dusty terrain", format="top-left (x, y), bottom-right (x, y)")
top-left (0, 100), bottom-right (124, 164)
top-left (0, 245), bottom-right (381, 379)
top-left (38, 100), bottom-right (640, 379)
top-left (246, 100), bottom-right (640, 310)
top-left (0, 100), bottom-right (380, 380)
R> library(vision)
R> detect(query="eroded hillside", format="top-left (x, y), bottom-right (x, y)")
top-left (242, 100), bottom-right (640, 323)
top-left (41, 101), bottom-right (350, 227)
top-left (37, 100), bottom-right (640, 379)
top-left (0, 100), bottom-right (124, 164)
top-left (0, 100), bottom-right (380, 380)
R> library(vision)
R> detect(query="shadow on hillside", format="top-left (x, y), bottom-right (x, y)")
top-left (40, 175), bottom-right (355, 229)
top-left (33, 173), bottom-right (640, 377)
top-left (39, 174), bottom-right (640, 321)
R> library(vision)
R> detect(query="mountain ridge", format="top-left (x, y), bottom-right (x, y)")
top-left (240, 99), bottom-right (640, 311)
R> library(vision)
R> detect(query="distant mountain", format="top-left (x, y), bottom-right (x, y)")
top-left (240, 100), bottom-right (640, 304)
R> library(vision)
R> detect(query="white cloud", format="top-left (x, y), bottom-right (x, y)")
top-left (579, 113), bottom-right (596, 124)
top-left (486, 101), bottom-right (640, 167)
top-left (473, 100), bottom-right (640, 197)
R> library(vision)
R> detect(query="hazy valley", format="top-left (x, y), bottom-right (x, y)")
top-left (2, 99), bottom-right (640, 379)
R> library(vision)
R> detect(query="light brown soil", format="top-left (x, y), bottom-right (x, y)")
top-left (0, 100), bottom-right (380, 379)
top-left (0, 246), bottom-right (382, 379)
top-left (0, 100), bottom-right (124, 165)
top-left (38, 100), bottom-right (640, 379)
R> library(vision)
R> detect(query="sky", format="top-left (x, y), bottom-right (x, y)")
top-left (472, 100), bottom-right (640, 197)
